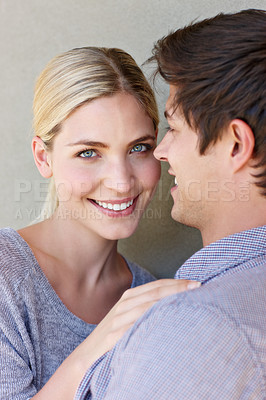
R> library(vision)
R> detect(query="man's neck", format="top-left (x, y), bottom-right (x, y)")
top-left (201, 200), bottom-right (266, 247)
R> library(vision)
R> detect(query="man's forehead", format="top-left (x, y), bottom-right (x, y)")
top-left (169, 84), bottom-right (177, 98)
top-left (165, 84), bottom-right (179, 120)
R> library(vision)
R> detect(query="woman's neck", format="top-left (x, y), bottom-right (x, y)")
top-left (18, 216), bottom-right (132, 323)
top-left (18, 215), bottom-right (123, 287)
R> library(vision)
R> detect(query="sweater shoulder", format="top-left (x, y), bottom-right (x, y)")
top-left (0, 227), bottom-right (37, 289)
top-left (125, 258), bottom-right (156, 287)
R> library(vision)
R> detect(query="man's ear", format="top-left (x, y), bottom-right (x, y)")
top-left (229, 119), bottom-right (255, 173)
top-left (32, 136), bottom-right (52, 178)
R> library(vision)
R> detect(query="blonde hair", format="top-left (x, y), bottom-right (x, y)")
top-left (33, 47), bottom-right (159, 218)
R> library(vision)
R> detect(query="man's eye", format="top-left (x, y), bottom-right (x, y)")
top-left (78, 149), bottom-right (97, 158)
top-left (131, 144), bottom-right (151, 153)
top-left (165, 126), bottom-right (174, 133)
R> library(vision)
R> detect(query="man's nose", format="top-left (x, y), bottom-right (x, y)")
top-left (154, 134), bottom-right (170, 162)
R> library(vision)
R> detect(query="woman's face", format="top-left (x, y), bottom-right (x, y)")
top-left (48, 92), bottom-right (161, 240)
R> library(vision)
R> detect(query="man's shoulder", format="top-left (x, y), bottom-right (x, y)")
top-left (192, 258), bottom-right (265, 320)
top-left (76, 261), bottom-right (266, 400)
top-left (158, 259), bottom-right (266, 328)
top-left (105, 262), bottom-right (266, 399)
top-left (121, 260), bottom-right (266, 358)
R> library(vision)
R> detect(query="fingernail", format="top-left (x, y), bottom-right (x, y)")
top-left (187, 282), bottom-right (201, 290)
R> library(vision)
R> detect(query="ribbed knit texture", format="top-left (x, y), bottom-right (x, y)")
top-left (0, 228), bottom-right (155, 399)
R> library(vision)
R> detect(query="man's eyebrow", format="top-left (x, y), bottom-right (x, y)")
top-left (65, 140), bottom-right (109, 148)
top-left (164, 110), bottom-right (172, 120)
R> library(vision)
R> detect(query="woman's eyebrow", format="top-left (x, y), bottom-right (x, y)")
top-left (128, 135), bottom-right (156, 147)
top-left (65, 140), bottom-right (109, 148)
top-left (66, 135), bottom-right (155, 148)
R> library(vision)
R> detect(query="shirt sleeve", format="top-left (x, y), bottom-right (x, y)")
top-left (86, 293), bottom-right (263, 399)
top-left (0, 275), bottom-right (37, 400)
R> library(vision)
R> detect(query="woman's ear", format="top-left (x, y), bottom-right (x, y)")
top-left (32, 136), bottom-right (52, 178)
top-left (229, 119), bottom-right (255, 173)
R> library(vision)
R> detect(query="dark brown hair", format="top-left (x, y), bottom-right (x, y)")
top-left (152, 9), bottom-right (266, 194)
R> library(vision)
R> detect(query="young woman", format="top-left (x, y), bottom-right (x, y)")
top-left (0, 47), bottom-right (198, 399)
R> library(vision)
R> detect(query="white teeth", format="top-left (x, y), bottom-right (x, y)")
top-left (94, 199), bottom-right (134, 211)
top-left (174, 177), bottom-right (178, 186)
top-left (120, 203), bottom-right (127, 210)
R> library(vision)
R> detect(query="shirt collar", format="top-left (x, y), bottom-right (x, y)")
top-left (175, 225), bottom-right (266, 283)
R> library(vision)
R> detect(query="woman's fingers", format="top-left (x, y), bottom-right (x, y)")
top-left (104, 279), bottom-right (201, 342)
top-left (120, 279), bottom-right (186, 298)
top-left (118, 279), bottom-right (201, 310)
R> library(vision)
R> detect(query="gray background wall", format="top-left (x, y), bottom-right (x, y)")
top-left (1, 0), bottom-right (265, 278)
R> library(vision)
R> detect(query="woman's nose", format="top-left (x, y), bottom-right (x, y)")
top-left (103, 161), bottom-right (134, 194)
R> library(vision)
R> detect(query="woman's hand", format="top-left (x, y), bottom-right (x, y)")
top-left (86, 279), bottom-right (201, 362)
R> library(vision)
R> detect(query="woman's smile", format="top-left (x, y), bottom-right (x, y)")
top-left (89, 196), bottom-right (138, 217)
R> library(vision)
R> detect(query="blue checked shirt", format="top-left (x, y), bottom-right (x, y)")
top-left (75, 226), bottom-right (266, 399)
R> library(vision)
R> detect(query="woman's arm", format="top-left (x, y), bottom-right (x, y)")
top-left (33, 279), bottom-right (200, 399)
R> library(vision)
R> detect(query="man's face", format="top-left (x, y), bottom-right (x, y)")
top-left (154, 85), bottom-right (228, 231)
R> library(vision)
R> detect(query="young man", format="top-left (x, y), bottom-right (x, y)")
top-left (75, 9), bottom-right (266, 399)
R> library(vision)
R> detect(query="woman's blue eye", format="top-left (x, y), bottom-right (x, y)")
top-left (131, 144), bottom-right (148, 153)
top-left (79, 149), bottom-right (97, 158)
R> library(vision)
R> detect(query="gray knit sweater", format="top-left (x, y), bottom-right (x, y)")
top-left (0, 228), bottom-right (155, 399)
